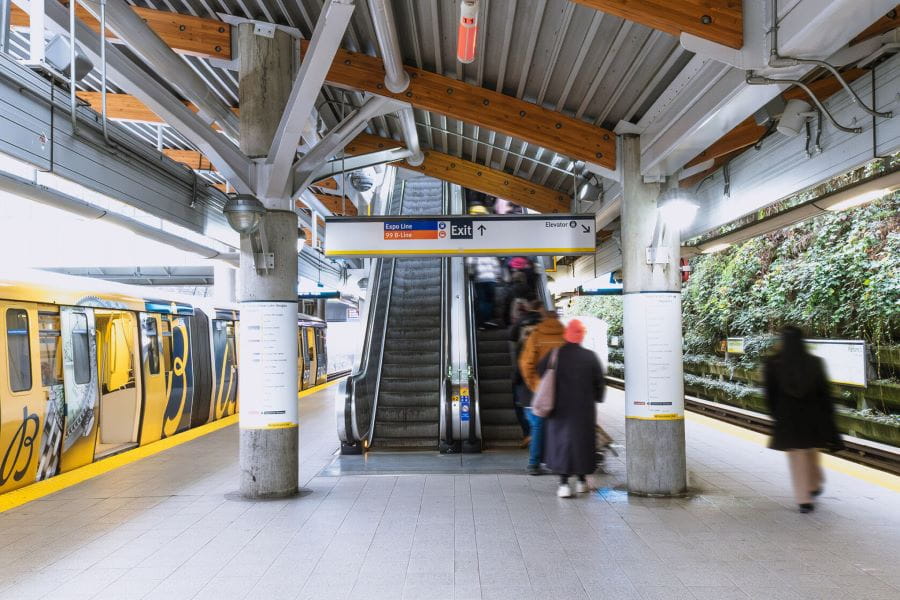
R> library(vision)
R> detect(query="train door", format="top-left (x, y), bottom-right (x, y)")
top-left (210, 319), bottom-right (238, 420)
top-left (58, 307), bottom-right (100, 473)
top-left (35, 307), bottom-right (64, 481)
top-left (159, 315), bottom-right (194, 438)
top-left (298, 327), bottom-right (312, 391)
top-left (306, 327), bottom-right (318, 389)
top-left (315, 328), bottom-right (327, 385)
top-left (138, 313), bottom-right (166, 445)
top-left (0, 303), bottom-right (46, 493)
top-left (93, 310), bottom-right (141, 459)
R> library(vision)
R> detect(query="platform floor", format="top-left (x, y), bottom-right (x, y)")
top-left (1, 387), bottom-right (899, 600)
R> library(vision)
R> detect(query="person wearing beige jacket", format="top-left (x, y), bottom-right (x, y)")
top-left (518, 308), bottom-right (565, 474)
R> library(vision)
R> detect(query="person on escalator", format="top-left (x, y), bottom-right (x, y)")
top-left (536, 319), bottom-right (605, 498)
top-left (509, 300), bottom-right (543, 448)
top-left (466, 256), bottom-right (502, 329)
top-left (518, 306), bottom-right (565, 475)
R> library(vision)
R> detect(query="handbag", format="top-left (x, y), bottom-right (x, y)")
top-left (531, 348), bottom-right (558, 418)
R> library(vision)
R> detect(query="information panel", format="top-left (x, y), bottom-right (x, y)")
top-left (623, 293), bottom-right (684, 420)
top-left (324, 214), bottom-right (595, 257)
top-left (805, 339), bottom-right (867, 388)
top-left (239, 302), bottom-right (299, 429)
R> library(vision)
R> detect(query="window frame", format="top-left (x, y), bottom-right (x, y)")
top-left (6, 307), bottom-right (33, 393)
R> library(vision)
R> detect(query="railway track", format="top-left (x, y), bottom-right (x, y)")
top-left (605, 376), bottom-right (900, 477)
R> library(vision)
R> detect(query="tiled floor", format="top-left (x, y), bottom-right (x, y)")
top-left (1, 386), bottom-right (898, 600)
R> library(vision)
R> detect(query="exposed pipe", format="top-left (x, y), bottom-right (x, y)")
top-left (0, 0), bottom-right (11, 54)
top-left (396, 107), bottom-right (424, 166)
top-left (768, 56), bottom-right (893, 118)
top-left (368, 0), bottom-right (409, 93)
top-left (69, 0), bottom-right (77, 134)
top-left (79, 0), bottom-right (241, 140)
top-left (746, 75), bottom-right (863, 133)
top-left (0, 169), bottom-right (237, 264)
top-left (99, 0), bottom-right (111, 144)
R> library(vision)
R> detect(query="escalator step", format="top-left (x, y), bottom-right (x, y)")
top-left (371, 437), bottom-right (439, 450)
top-left (478, 365), bottom-right (513, 381)
top-left (376, 391), bottom-right (440, 407)
top-left (374, 421), bottom-right (439, 439)
top-left (377, 406), bottom-right (440, 422)
top-left (480, 407), bottom-right (521, 425)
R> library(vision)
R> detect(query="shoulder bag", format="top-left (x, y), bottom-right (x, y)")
top-left (531, 348), bottom-right (558, 418)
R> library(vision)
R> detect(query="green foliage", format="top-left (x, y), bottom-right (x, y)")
top-left (682, 195), bottom-right (900, 353)
top-left (567, 295), bottom-right (623, 337)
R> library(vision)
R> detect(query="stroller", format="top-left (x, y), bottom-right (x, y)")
top-left (594, 423), bottom-right (618, 471)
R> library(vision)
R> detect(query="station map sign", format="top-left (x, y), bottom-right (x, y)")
top-left (324, 214), bottom-right (595, 257)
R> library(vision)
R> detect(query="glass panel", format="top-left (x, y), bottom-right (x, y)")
top-left (160, 318), bottom-right (173, 372)
top-left (72, 312), bottom-right (90, 385)
top-left (38, 311), bottom-right (62, 387)
top-left (6, 308), bottom-right (32, 392)
top-left (142, 317), bottom-right (160, 375)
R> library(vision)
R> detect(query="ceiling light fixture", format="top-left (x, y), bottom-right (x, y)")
top-left (457, 1), bottom-right (479, 64)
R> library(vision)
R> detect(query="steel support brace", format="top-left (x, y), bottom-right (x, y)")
top-left (79, 0), bottom-right (240, 141)
top-left (42, 0), bottom-right (254, 193)
top-left (309, 147), bottom-right (410, 183)
top-left (290, 95), bottom-right (396, 197)
top-left (263, 0), bottom-right (355, 199)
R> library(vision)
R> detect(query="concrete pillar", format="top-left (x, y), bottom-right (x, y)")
top-left (620, 135), bottom-right (687, 496)
top-left (238, 23), bottom-right (295, 158)
top-left (237, 24), bottom-right (299, 499)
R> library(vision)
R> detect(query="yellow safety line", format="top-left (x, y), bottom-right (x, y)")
top-left (685, 411), bottom-right (900, 493)
top-left (0, 377), bottom-right (348, 513)
top-left (325, 247), bottom-right (595, 256)
top-left (299, 375), bottom-right (345, 398)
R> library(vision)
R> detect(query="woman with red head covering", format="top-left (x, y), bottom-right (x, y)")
top-left (536, 319), bottom-right (606, 498)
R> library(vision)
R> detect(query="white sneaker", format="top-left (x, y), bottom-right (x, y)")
top-left (575, 480), bottom-right (589, 494)
top-left (557, 484), bottom-right (572, 498)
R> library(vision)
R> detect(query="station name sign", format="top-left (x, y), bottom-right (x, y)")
top-left (324, 214), bottom-right (595, 257)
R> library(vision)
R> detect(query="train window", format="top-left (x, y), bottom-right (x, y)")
top-left (142, 317), bottom-right (160, 375)
top-left (225, 322), bottom-right (237, 366)
top-left (38, 312), bottom-right (62, 387)
top-left (315, 329), bottom-right (324, 358)
top-left (6, 308), bottom-right (32, 392)
top-left (71, 312), bottom-right (91, 385)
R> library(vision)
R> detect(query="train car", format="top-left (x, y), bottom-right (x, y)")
top-left (0, 270), bottom-right (326, 494)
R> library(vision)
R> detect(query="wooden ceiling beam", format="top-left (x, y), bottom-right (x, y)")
top-left (10, 3), bottom-right (230, 59)
top-left (310, 193), bottom-right (358, 216)
top-left (571, 1), bottom-right (743, 49)
top-left (851, 5), bottom-right (899, 45)
top-left (345, 134), bottom-right (569, 214)
top-left (300, 41), bottom-right (616, 171)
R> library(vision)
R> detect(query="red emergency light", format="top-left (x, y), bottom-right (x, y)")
top-left (457, 1), bottom-right (479, 64)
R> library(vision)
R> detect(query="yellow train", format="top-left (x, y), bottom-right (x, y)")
top-left (0, 270), bottom-right (327, 494)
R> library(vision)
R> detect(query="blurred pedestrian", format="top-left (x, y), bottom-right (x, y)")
top-left (536, 319), bottom-right (605, 498)
top-left (764, 326), bottom-right (843, 513)
top-left (509, 300), bottom-right (543, 447)
top-left (466, 256), bottom-right (502, 328)
top-left (518, 306), bottom-right (565, 475)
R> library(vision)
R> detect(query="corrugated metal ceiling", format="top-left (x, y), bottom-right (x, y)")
top-left (13, 0), bottom-right (694, 200)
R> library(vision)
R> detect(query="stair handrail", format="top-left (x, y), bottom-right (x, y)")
top-left (438, 182), bottom-right (452, 448)
top-left (464, 274), bottom-right (483, 449)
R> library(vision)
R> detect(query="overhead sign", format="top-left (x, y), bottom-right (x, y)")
top-left (324, 214), bottom-right (595, 257)
top-left (298, 290), bottom-right (340, 299)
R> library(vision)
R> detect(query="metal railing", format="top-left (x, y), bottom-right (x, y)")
top-left (463, 275), bottom-right (482, 450)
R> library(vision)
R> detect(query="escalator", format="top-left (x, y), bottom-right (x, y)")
top-left (475, 326), bottom-right (522, 447)
top-left (372, 177), bottom-right (445, 449)
top-left (338, 174), bottom-right (449, 453)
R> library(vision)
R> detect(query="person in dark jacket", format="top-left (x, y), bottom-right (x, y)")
top-left (764, 326), bottom-right (842, 513)
top-left (537, 319), bottom-right (605, 498)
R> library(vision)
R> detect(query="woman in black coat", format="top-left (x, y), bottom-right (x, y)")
top-left (764, 326), bottom-right (842, 513)
top-left (537, 319), bottom-right (605, 498)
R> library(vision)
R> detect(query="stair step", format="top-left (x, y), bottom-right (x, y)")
top-left (480, 407), bottom-right (520, 425)
top-left (374, 421), bottom-right (439, 439)
top-left (380, 364), bottom-right (441, 379)
top-left (377, 406), bottom-right (440, 422)
top-left (371, 437), bottom-right (439, 450)
top-left (481, 424), bottom-right (525, 445)
top-left (477, 340), bottom-right (511, 354)
top-left (377, 391), bottom-right (440, 407)
top-left (376, 378), bottom-right (440, 395)
top-left (478, 365), bottom-right (513, 381)
top-left (476, 351), bottom-right (512, 367)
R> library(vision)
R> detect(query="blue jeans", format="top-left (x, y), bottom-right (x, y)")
top-left (526, 407), bottom-right (544, 467)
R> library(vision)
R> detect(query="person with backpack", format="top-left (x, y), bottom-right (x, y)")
top-left (533, 319), bottom-right (605, 497)
top-left (509, 300), bottom-right (542, 447)
top-left (764, 326), bottom-right (842, 513)
top-left (518, 306), bottom-right (565, 475)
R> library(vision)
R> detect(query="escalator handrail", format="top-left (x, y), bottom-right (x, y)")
top-left (340, 180), bottom-right (403, 446)
top-left (464, 275), bottom-right (482, 446)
